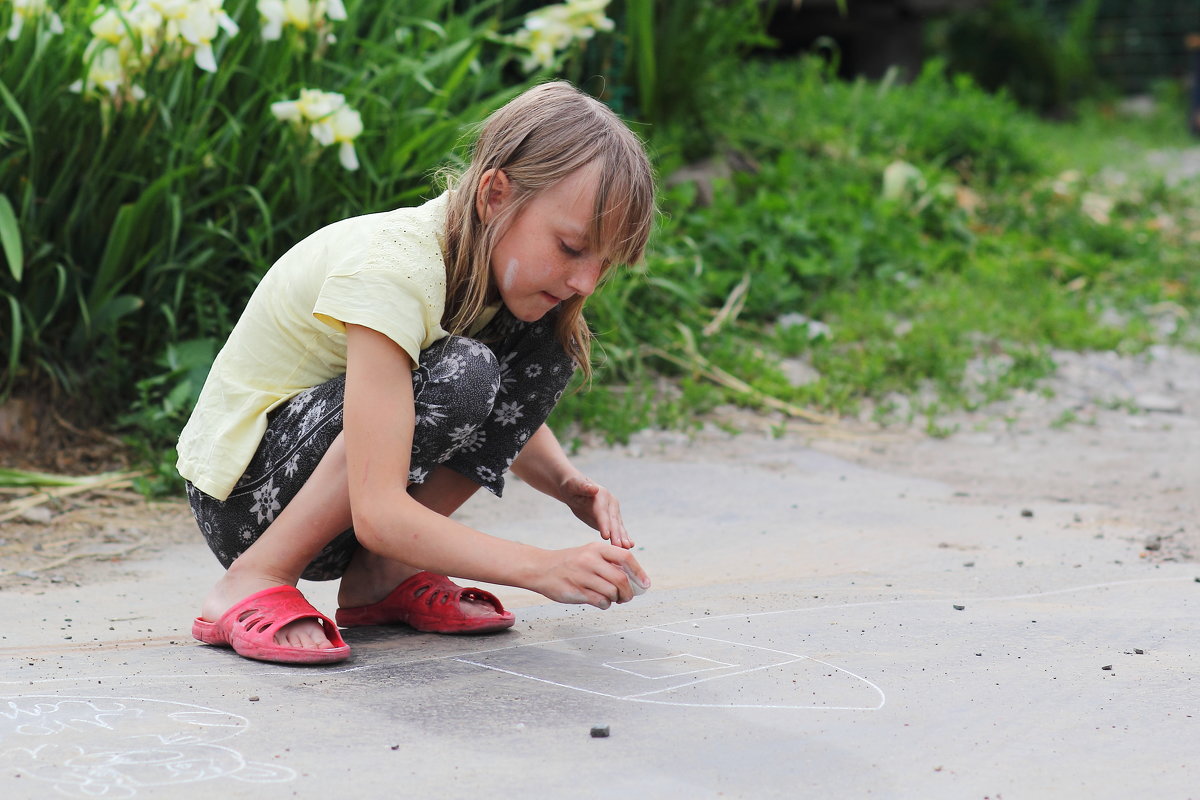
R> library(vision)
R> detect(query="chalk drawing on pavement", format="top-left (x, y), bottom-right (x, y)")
top-left (455, 626), bottom-right (886, 711)
top-left (0, 696), bottom-right (295, 798)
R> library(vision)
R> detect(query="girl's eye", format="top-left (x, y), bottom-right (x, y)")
top-left (559, 241), bottom-right (583, 257)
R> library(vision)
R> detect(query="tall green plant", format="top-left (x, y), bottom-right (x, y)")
top-left (0, 0), bottom-right (525, 409)
top-left (559, 0), bottom-right (776, 159)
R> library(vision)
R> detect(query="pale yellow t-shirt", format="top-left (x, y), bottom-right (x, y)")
top-left (177, 192), bottom-right (462, 501)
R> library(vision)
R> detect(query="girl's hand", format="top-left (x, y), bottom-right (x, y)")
top-left (560, 475), bottom-right (634, 549)
top-left (530, 542), bottom-right (650, 609)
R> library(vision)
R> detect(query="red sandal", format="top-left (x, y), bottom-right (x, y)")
top-left (192, 585), bottom-right (351, 664)
top-left (335, 571), bottom-right (515, 634)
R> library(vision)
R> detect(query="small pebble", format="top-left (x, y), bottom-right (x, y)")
top-left (1101, 665), bottom-right (1113, 671)
top-left (1134, 649), bottom-right (1144, 655)
top-left (390, 745), bottom-right (400, 751)
top-left (590, 725), bottom-right (610, 738)
top-left (1020, 509), bottom-right (1033, 518)
top-left (248, 696), bottom-right (260, 702)
top-left (953, 605), bottom-right (965, 611)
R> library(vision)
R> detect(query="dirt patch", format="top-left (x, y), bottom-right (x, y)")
top-left (811, 345), bottom-right (1200, 564)
top-left (0, 391), bottom-right (134, 475)
top-left (0, 489), bottom-right (193, 591)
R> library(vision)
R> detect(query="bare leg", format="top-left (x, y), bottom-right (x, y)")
top-left (337, 466), bottom-right (496, 616)
top-left (199, 433), bottom-right (354, 651)
top-left (200, 440), bottom-right (497, 651)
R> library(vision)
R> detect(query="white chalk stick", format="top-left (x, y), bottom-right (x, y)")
top-left (622, 565), bottom-right (648, 597)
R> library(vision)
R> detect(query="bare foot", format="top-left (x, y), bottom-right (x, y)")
top-left (200, 571), bottom-right (335, 651)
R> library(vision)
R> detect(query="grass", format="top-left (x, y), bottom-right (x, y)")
top-left (4, 4), bottom-right (1198, 481)
top-left (550, 57), bottom-right (1200, 443)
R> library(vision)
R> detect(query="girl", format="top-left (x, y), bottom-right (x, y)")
top-left (177, 81), bottom-right (655, 665)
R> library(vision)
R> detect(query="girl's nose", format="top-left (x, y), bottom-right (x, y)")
top-left (565, 261), bottom-right (601, 298)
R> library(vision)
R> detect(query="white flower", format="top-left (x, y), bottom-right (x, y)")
top-left (127, 4), bottom-right (167, 55)
top-left (250, 480), bottom-right (282, 524)
top-left (326, 0), bottom-right (347, 21)
top-left (271, 88), bottom-right (363, 171)
top-left (408, 466), bottom-right (429, 484)
top-left (510, 0), bottom-right (614, 73)
top-left (297, 399), bottom-right (326, 435)
top-left (464, 339), bottom-right (491, 358)
top-left (178, 2), bottom-right (221, 72)
top-left (449, 424), bottom-right (479, 443)
top-left (284, 0), bottom-right (318, 29)
top-left (257, 0), bottom-right (286, 40)
top-left (150, 0), bottom-right (191, 21)
top-left (90, 7), bottom-right (128, 44)
top-left (414, 402), bottom-right (447, 427)
top-left (493, 400), bottom-right (525, 426)
top-left (258, 0), bottom-right (344, 39)
top-left (496, 358), bottom-right (518, 395)
top-left (72, 0), bottom-right (239, 106)
top-left (72, 46), bottom-right (129, 97)
top-left (330, 105), bottom-right (362, 171)
top-left (302, 88), bottom-right (344, 121)
top-left (7, 0), bottom-right (64, 41)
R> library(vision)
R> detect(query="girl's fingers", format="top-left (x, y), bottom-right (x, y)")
top-left (600, 545), bottom-right (650, 590)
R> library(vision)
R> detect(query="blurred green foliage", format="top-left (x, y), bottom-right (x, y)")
top-left (553, 56), bottom-right (1198, 439)
top-left (0, 0), bottom-right (1196, 483)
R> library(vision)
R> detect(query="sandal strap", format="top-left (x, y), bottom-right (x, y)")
top-left (220, 585), bottom-right (346, 648)
top-left (407, 572), bottom-right (506, 614)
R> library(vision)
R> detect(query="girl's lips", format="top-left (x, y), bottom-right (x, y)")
top-left (541, 291), bottom-right (562, 303)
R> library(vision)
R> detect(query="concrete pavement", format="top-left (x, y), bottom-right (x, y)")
top-left (2, 433), bottom-right (1197, 799)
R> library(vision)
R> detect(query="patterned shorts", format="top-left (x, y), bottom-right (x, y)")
top-left (185, 308), bottom-right (575, 580)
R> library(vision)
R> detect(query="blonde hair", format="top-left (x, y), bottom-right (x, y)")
top-left (440, 81), bottom-right (655, 382)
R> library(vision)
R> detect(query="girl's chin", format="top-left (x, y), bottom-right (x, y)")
top-left (508, 304), bottom-right (550, 323)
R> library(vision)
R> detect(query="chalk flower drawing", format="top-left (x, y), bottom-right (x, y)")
top-left (0, 696), bottom-right (295, 797)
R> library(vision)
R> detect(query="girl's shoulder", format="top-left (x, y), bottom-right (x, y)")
top-left (280, 193), bottom-right (450, 278)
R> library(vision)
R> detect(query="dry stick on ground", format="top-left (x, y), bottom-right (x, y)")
top-left (642, 345), bottom-right (837, 426)
top-left (0, 472), bottom-right (148, 523)
top-left (702, 272), bottom-right (752, 337)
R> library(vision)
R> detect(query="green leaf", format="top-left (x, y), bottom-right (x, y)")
top-left (0, 79), bottom-right (33, 156)
top-left (89, 294), bottom-right (144, 336)
top-left (0, 468), bottom-right (127, 488)
top-left (3, 292), bottom-right (20, 392)
top-left (0, 195), bottom-right (22, 282)
top-left (88, 167), bottom-right (192, 314)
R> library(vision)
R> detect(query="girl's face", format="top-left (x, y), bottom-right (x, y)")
top-left (479, 164), bottom-right (606, 323)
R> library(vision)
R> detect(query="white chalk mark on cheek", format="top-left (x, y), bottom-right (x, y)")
top-left (501, 258), bottom-right (519, 292)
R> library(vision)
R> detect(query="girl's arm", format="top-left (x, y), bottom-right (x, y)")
top-left (510, 424), bottom-right (635, 549)
top-left (343, 324), bottom-right (647, 607)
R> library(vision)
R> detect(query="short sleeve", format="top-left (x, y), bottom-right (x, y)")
top-left (313, 268), bottom-right (435, 365)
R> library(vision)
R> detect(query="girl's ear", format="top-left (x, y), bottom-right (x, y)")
top-left (475, 168), bottom-right (512, 222)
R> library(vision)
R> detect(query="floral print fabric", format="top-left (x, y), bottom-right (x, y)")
top-left (185, 308), bottom-right (575, 580)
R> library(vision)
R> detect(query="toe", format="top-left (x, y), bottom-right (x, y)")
top-left (460, 596), bottom-right (496, 619)
top-left (277, 619), bottom-right (331, 650)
